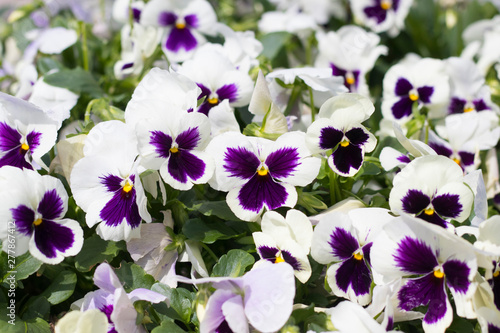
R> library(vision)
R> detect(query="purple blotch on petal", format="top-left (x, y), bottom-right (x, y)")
top-left (319, 126), bottom-right (343, 150)
top-left (362, 242), bottom-right (373, 265)
top-left (11, 205), bottom-right (35, 236)
top-left (0, 122), bottom-right (33, 169)
top-left (417, 86), bottom-right (434, 104)
top-left (395, 236), bottom-right (438, 274)
top-left (176, 127), bottom-right (201, 150)
top-left (443, 259), bottom-right (471, 294)
top-left (158, 11), bottom-right (176, 26)
top-left (167, 150), bottom-right (206, 183)
top-left (397, 155), bottom-right (411, 164)
top-left (335, 256), bottom-right (372, 296)
top-left (488, 324), bottom-right (500, 333)
top-left (428, 142), bottom-right (452, 158)
top-left (132, 8), bottom-right (141, 22)
top-left (474, 99), bottom-right (489, 111)
top-left (281, 249), bottom-right (303, 271)
top-left (458, 151), bottom-right (475, 167)
top-left (99, 174), bottom-right (141, 228)
top-left (401, 189), bottom-right (431, 215)
top-left (391, 97), bottom-right (414, 119)
top-left (328, 227), bottom-right (359, 260)
top-left (265, 147), bottom-right (300, 180)
top-left (416, 211), bottom-right (449, 229)
top-left (165, 26), bottom-right (198, 52)
top-left (224, 147), bottom-right (260, 180)
top-left (216, 84), bottom-right (239, 103)
top-left (363, 2), bottom-right (388, 24)
top-left (394, 78), bottom-right (413, 96)
top-left (345, 127), bottom-right (370, 146)
top-left (493, 273), bottom-right (500, 310)
top-left (37, 189), bottom-right (64, 220)
top-left (237, 174), bottom-right (288, 212)
top-left (34, 219), bottom-right (75, 258)
top-left (150, 131), bottom-right (173, 159)
top-left (26, 131), bottom-right (41, 152)
top-left (258, 245), bottom-right (279, 263)
top-left (0, 122), bottom-right (21, 152)
top-left (398, 273), bottom-right (448, 325)
top-left (449, 97), bottom-right (466, 114)
top-left (432, 193), bottom-right (462, 219)
top-left (215, 320), bottom-right (233, 333)
top-left (184, 14), bottom-right (199, 28)
top-left (331, 144), bottom-right (364, 175)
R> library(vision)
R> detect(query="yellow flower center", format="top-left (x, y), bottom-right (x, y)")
top-left (381, 0), bottom-right (392, 10)
top-left (464, 106), bottom-right (474, 113)
top-left (434, 268), bottom-right (445, 279)
top-left (353, 252), bottom-right (363, 260)
top-left (176, 22), bottom-right (186, 29)
top-left (170, 146), bottom-right (179, 154)
top-left (452, 157), bottom-right (461, 165)
top-left (409, 93), bottom-right (419, 101)
top-left (275, 255), bottom-right (285, 263)
top-left (494, 271), bottom-right (500, 277)
top-left (21, 143), bottom-right (30, 151)
top-left (346, 73), bottom-right (355, 85)
top-left (123, 181), bottom-right (133, 193)
top-left (340, 140), bottom-right (350, 147)
top-left (33, 218), bottom-right (43, 226)
top-left (207, 97), bottom-right (219, 105)
top-left (257, 166), bottom-right (268, 176)
top-left (424, 207), bottom-right (434, 215)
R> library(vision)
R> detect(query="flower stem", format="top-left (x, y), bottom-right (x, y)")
top-left (308, 85), bottom-right (316, 122)
top-left (200, 243), bottom-right (219, 263)
top-left (329, 167), bottom-right (342, 206)
top-left (80, 21), bottom-right (89, 71)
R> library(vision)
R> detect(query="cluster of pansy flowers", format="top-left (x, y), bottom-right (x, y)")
top-left (1, 0), bottom-right (500, 333)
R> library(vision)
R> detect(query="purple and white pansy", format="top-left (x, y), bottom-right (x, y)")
top-left (140, 0), bottom-right (217, 62)
top-left (0, 166), bottom-right (83, 264)
top-left (0, 92), bottom-right (59, 170)
top-left (311, 207), bottom-right (393, 305)
top-left (71, 121), bottom-right (151, 242)
top-left (136, 109), bottom-right (214, 191)
top-left (371, 215), bottom-right (478, 333)
top-left (253, 209), bottom-right (313, 283)
top-left (350, 0), bottom-right (414, 37)
top-left (176, 261), bottom-right (295, 333)
top-left (389, 155), bottom-right (474, 229)
top-left (306, 93), bottom-right (377, 177)
top-left (314, 26), bottom-right (387, 96)
top-left (75, 263), bottom-right (167, 333)
top-left (381, 58), bottom-right (450, 124)
top-left (176, 45), bottom-right (254, 116)
top-left (206, 131), bottom-right (321, 222)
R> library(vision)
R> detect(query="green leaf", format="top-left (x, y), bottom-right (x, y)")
top-left (182, 218), bottom-right (240, 244)
top-left (151, 320), bottom-right (187, 333)
top-left (43, 68), bottom-right (103, 98)
top-left (189, 201), bottom-right (240, 221)
top-left (0, 252), bottom-right (42, 287)
top-left (36, 58), bottom-right (63, 75)
top-left (74, 234), bottom-right (127, 272)
top-left (260, 32), bottom-right (292, 60)
top-left (22, 297), bottom-right (51, 321)
top-left (211, 249), bottom-right (255, 277)
top-left (114, 262), bottom-right (155, 291)
top-left (0, 317), bottom-right (51, 333)
top-left (38, 271), bottom-right (77, 305)
top-left (151, 283), bottom-right (195, 324)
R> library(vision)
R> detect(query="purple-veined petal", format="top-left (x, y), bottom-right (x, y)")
top-left (150, 130), bottom-right (173, 159)
top-left (345, 127), bottom-right (370, 146)
top-left (37, 189), bottom-right (64, 220)
top-left (237, 174), bottom-right (288, 212)
top-left (319, 126), bottom-right (343, 150)
top-left (12, 205), bottom-right (35, 236)
top-left (223, 147), bottom-right (260, 180)
top-left (428, 142), bottom-right (453, 158)
top-left (265, 146), bottom-right (300, 180)
top-left (333, 256), bottom-right (372, 301)
top-left (329, 227), bottom-right (359, 260)
top-left (167, 150), bottom-right (206, 183)
top-left (165, 26), bottom-right (198, 52)
top-left (32, 219), bottom-right (76, 261)
top-left (458, 151), bottom-right (475, 167)
top-left (394, 236), bottom-right (437, 274)
top-left (432, 193), bottom-right (462, 219)
top-left (415, 211), bottom-right (449, 229)
top-left (443, 259), bottom-right (471, 294)
top-left (176, 127), bottom-right (201, 150)
top-left (257, 245), bottom-right (279, 264)
top-left (216, 84), bottom-right (239, 103)
top-left (330, 143), bottom-right (364, 176)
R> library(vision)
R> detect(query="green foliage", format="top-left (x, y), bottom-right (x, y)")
top-left (74, 234), bottom-right (127, 272)
top-left (211, 249), bottom-right (255, 277)
top-left (43, 67), bottom-right (104, 98)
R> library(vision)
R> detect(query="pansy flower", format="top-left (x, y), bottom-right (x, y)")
top-left (311, 208), bottom-right (393, 305)
top-left (0, 92), bottom-right (59, 170)
top-left (445, 57), bottom-right (498, 115)
top-left (206, 131), bottom-right (321, 221)
top-left (71, 121), bottom-right (151, 241)
top-left (315, 26), bottom-right (387, 95)
top-left (136, 109), bottom-right (214, 191)
top-left (253, 209), bottom-right (313, 283)
top-left (350, 0), bottom-right (414, 36)
top-left (389, 155), bottom-right (473, 229)
top-left (306, 93), bottom-right (377, 177)
top-left (140, 0), bottom-right (217, 62)
top-left (0, 166), bottom-right (83, 264)
top-left (176, 261), bottom-right (295, 333)
top-left (75, 263), bottom-right (166, 333)
top-left (428, 112), bottom-right (500, 173)
top-left (381, 58), bottom-right (450, 123)
top-left (176, 45), bottom-right (254, 116)
top-left (371, 215), bottom-right (478, 333)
